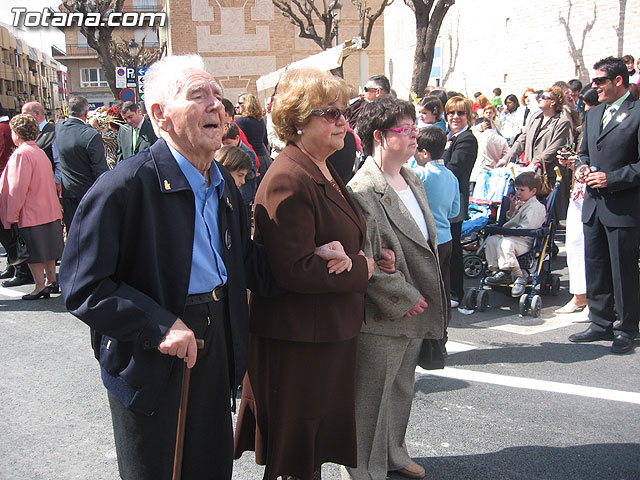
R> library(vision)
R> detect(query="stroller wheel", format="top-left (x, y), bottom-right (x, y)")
top-left (461, 289), bottom-right (477, 310)
top-left (530, 295), bottom-right (542, 317)
top-left (519, 294), bottom-right (529, 316)
top-left (463, 255), bottom-right (484, 279)
top-left (550, 275), bottom-right (561, 296)
top-left (477, 290), bottom-right (489, 312)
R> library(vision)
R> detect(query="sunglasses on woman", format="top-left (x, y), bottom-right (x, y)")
top-left (310, 107), bottom-right (348, 122)
top-left (446, 110), bottom-right (466, 117)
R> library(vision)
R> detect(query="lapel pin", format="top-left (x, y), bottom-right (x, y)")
top-left (225, 230), bottom-right (232, 250)
top-left (385, 197), bottom-right (392, 206)
top-left (163, 180), bottom-right (171, 190)
top-left (616, 113), bottom-right (628, 123)
top-left (226, 197), bottom-right (233, 210)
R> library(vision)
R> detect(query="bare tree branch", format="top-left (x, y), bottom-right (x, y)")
top-left (59, 0), bottom-right (165, 99)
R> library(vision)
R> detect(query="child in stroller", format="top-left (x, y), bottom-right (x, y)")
top-left (484, 171), bottom-right (546, 296)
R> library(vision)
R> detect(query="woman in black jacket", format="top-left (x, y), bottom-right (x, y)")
top-left (443, 96), bottom-right (478, 307)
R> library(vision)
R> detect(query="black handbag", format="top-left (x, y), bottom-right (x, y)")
top-left (8, 224), bottom-right (29, 266)
top-left (416, 339), bottom-right (445, 370)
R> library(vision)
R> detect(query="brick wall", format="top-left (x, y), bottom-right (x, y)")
top-left (166, 0), bottom-right (385, 103)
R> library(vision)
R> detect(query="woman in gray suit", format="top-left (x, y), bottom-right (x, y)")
top-left (344, 97), bottom-right (448, 480)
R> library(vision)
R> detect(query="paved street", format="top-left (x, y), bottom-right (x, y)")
top-left (1, 241), bottom-right (639, 480)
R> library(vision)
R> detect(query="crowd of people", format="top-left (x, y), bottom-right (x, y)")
top-left (0, 52), bottom-right (638, 480)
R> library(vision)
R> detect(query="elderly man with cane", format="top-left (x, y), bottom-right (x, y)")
top-left (59, 55), bottom-right (347, 479)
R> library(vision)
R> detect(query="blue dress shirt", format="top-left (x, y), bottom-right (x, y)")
top-left (169, 145), bottom-right (228, 294)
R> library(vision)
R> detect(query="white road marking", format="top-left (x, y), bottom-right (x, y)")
top-left (446, 341), bottom-right (478, 353)
top-left (0, 286), bottom-right (25, 298)
top-left (418, 366), bottom-right (640, 405)
top-left (471, 309), bottom-right (588, 335)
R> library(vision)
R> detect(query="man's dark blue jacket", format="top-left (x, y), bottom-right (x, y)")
top-left (60, 139), bottom-right (274, 415)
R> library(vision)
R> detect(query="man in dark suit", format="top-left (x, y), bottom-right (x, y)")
top-left (22, 101), bottom-right (58, 182)
top-left (116, 101), bottom-right (157, 162)
top-left (568, 56), bottom-right (640, 354)
top-left (55, 96), bottom-right (108, 229)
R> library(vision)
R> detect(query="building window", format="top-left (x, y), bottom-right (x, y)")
top-left (132, 0), bottom-right (158, 10)
top-left (80, 68), bottom-right (108, 88)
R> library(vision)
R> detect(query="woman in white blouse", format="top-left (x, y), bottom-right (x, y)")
top-left (344, 96), bottom-right (447, 480)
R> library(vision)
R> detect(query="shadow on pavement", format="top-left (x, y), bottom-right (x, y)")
top-left (388, 443), bottom-right (640, 479)
top-left (445, 341), bottom-right (612, 366)
top-left (414, 375), bottom-right (470, 395)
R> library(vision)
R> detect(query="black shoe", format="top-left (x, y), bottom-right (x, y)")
top-left (485, 270), bottom-right (511, 286)
top-left (568, 326), bottom-right (614, 343)
top-left (22, 288), bottom-right (51, 300)
top-left (611, 333), bottom-right (635, 354)
top-left (2, 275), bottom-right (35, 288)
top-left (0, 266), bottom-right (15, 279)
top-left (45, 281), bottom-right (60, 294)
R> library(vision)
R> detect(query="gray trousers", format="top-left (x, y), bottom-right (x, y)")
top-left (342, 333), bottom-right (422, 480)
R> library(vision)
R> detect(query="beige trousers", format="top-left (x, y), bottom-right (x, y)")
top-left (341, 333), bottom-right (422, 480)
top-left (485, 235), bottom-right (532, 272)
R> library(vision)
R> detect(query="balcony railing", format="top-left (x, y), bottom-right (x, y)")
top-left (53, 43), bottom-right (161, 57)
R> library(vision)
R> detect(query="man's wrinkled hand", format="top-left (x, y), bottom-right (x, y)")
top-left (158, 318), bottom-right (197, 368)
top-left (405, 295), bottom-right (428, 317)
top-left (377, 248), bottom-right (396, 274)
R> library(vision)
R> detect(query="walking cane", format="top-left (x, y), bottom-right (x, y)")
top-left (172, 338), bottom-right (205, 480)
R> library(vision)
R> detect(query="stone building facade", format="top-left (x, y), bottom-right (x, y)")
top-left (385, 0), bottom-right (640, 100)
top-left (0, 24), bottom-right (67, 118)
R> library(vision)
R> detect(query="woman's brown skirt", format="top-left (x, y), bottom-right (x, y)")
top-left (234, 334), bottom-right (358, 480)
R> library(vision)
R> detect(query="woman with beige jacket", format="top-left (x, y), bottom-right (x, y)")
top-left (344, 96), bottom-right (448, 480)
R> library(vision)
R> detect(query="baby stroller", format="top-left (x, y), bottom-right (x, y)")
top-left (462, 168), bottom-right (521, 279)
top-left (460, 167), bottom-right (563, 317)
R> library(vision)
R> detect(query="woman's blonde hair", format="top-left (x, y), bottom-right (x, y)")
top-left (545, 86), bottom-right (565, 112)
top-left (238, 93), bottom-right (263, 120)
top-left (271, 67), bottom-right (349, 144)
top-left (445, 96), bottom-right (474, 128)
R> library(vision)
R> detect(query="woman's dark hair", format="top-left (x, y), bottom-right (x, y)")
top-left (504, 94), bottom-right (520, 112)
top-left (579, 88), bottom-right (600, 107)
top-left (356, 96), bottom-right (416, 157)
top-left (593, 56), bottom-right (629, 87)
top-left (429, 89), bottom-right (448, 111)
top-left (418, 95), bottom-right (443, 117)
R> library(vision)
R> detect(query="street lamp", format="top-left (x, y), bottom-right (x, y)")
top-left (329, 1), bottom-right (342, 47)
top-left (128, 40), bottom-right (141, 104)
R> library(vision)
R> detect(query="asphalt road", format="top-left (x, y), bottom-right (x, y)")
top-left (1, 241), bottom-right (638, 480)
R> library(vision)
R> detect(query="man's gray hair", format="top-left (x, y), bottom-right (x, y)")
top-left (144, 55), bottom-right (207, 131)
top-left (69, 96), bottom-right (89, 117)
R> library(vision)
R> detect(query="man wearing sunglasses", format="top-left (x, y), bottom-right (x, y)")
top-left (345, 74), bottom-right (391, 127)
top-left (568, 56), bottom-right (640, 354)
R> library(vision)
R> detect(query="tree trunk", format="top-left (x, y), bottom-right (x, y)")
top-left (410, 0), bottom-right (454, 99)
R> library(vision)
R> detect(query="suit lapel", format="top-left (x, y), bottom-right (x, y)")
top-left (598, 95), bottom-right (635, 142)
top-left (286, 145), bottom-right (366, 241)
top-left (365, 159), bottom-right (430, 250)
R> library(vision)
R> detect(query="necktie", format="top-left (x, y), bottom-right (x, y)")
top-left (602, 105), bottom-right (617, 128)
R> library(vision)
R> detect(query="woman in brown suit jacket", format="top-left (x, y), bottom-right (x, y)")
top-left (234, 67), bottom-right (375, 480)
top-left (344, 97), bottom-right (447, 480)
